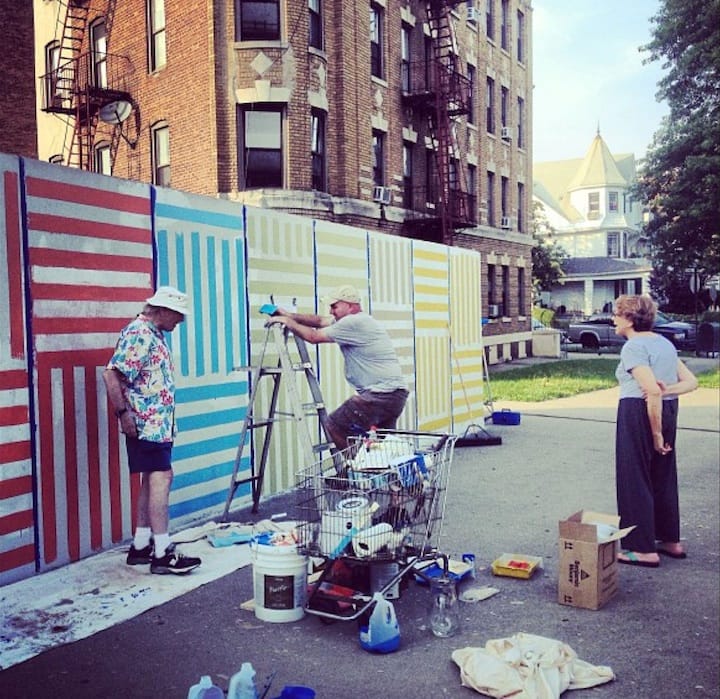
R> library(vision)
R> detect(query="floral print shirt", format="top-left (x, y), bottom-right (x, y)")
top-left (107, 314), bottom-right (176, 442)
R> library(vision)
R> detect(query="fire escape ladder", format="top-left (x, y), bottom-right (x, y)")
top-left (424, 1), bottom-right (471, 245)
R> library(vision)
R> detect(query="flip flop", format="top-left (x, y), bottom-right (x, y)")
top-left (657, 548), bottom-right (687, 559)
top-left (618, 550), bottom-right (660, 568)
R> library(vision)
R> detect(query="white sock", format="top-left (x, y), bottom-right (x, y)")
top-left (154, 533), bottom-right (172, 557)
top-left (133, 527), bottom-right (152, 549)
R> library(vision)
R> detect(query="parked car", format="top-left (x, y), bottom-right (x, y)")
top-left (567, 313), bottom-right (696, 351)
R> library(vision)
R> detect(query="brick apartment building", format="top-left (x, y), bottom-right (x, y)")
top-left (32, 0), bottom-right (534, 363)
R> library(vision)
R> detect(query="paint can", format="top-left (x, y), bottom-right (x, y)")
top-left (251, 539), bottom-right (307, 622)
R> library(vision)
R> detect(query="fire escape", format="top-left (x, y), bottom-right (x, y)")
top-left (40, 0), bottom-right (137, 174)
top-left (402, 1), bottom-right (474, 246)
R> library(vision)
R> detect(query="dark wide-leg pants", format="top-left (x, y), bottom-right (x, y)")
top-left (615, 398), bottom-right (680, 553)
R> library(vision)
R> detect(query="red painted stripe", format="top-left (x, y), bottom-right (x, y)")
top-left (107, 417), bottom-right (123, 541)
top-left (0, 440), bottom-right (31, 465)
top-left (0, 544), bottom-right (35, 572)
top-left (32, 316), bottom-right (133, 335)
top-left (29, 246), bottom-right (152, 273)
top-left (37, 359), bottom-right (57, 563)
top-left (4, 172), bottom-right (25, 358)
top-left (84, 368), bottom-right (102, 550)
top-left (35, 348), bottom-right (114, 366)
top-left (26, 176), bottom-right (150, 215)
top-left (28, 212), bottom-right (150, 244)
top-left (30, 283), bottom-right (152, 303)
top-left (0, 475), bottom-right (32, 497)
top-left (62, 364), bottom-right (80, 561)
top-left (0, 509), bottom-right (34, 535)
top-left (0, 404), bottom-right (30, 426)
top-left (0, 369), bottom-right (29, 390)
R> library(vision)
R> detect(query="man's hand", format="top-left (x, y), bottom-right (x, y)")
top-left (119, 412), bottom-right (137, 438)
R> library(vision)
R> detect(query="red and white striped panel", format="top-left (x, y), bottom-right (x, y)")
top-left (0, 156), bottom-right (34, 585)
top-left (23, 159), bottom-right (154, 570)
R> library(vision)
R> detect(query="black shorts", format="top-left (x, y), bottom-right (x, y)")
top-left (327, 389), bottom-right (409, 439)
top-left (125, 437), bottom-right (173, 474)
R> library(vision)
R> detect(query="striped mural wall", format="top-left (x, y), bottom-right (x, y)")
top-left (153, 189), bottom-right (248, 523)
top-left (0, 156), bottom-right (34, 584)
top-left (0, 154), bottom-right (487, 585)
top-left (22, 159), bottom-right (153, 572)
top-left (449, 247), bottom-right (485, 434)
top-left (412, 240), bottom-right (452, 433)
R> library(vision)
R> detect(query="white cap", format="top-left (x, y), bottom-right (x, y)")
top-left (146, 286), bottom-right (189, 315)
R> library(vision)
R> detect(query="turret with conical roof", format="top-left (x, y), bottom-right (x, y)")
top-left (567, 130), bottom-right (627, 191)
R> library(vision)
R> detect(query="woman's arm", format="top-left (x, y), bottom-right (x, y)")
top-left (661, 360), bottom-right (699, 397)
top-left (632, 365), bottom-right (672, 455)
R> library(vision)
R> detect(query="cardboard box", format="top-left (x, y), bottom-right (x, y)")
top-left (558, 510), bottom-right (635, 610)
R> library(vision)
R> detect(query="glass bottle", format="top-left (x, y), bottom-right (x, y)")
top-left (428, 576), bottom-right (460, 637)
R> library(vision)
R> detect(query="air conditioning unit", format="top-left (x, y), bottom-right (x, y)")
top-left (501, 126), bottom-right (512, 141)
top-left (488, 304), bottom-right (501, 318)
top-left (467, 6), bottom-right (479, 22)
top-left (373, 185), bottom-right (392, 205)
top-left (500, 216), bottom-right (512, 229)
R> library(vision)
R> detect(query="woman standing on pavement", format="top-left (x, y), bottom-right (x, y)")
top-left (612, 294), bottom-right (698, 567)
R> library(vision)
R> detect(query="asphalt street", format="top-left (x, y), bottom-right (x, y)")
top-left (1, 355), bottom-right (718, 699)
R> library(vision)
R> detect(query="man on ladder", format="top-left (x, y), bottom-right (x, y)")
top-left (270, 285), bottom-right (408, 450)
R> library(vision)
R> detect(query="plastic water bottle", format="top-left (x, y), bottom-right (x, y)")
top-left (359, 592), bottom-right (401, 653)
top-left (228, 662), bottom-right (258, 699)
top-left (187, 675), bottom-right (224, 699)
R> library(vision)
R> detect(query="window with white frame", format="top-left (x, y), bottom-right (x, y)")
top-left (44, 41), bottom-right (62, 109)
top-left (500, 0), bottom-right (510, 51)
top-left (486, 0), bottom-right (495, 40)
top-left (501, 85), bottom-right (509, 127)
top-left (501, 175), bottom-right (509, 220)
top-left (609, 191), bottom-right (619, 212)
top-left (309, 0), bottom-right (323, 50)
top-left (517, 10), bottom-right (525, 62)
top-left (467, 63), bottom-right (476, 124)
top-left (486, 76), bottom-right (495, 133)
top-left (236, 0), bottom-right (280, 41)
top-left (517, 181), bottom-right (524, 232)
top-left (310, 108), bottom-right (326, 191)
top-left (372, 129), bottom-right (385, 186)
top-left (517, 96), bottom-right (525, 148)
top-left (370, 3), bottom-right (384, 78)
top-left (90, 19), bottom-right (107, 88)
top-left (401, 23), bottom-right (411, 92)
top-left (151, 122), bottom-right (170, 186)
top-left (607, 232), bottom-right (620, 257)
top-left (94, 142), bottom-right (112, 175)
top-left (588, 191), bottom-right (600, 219)
top-left (240, 106), bottom-right (283, 188)
top-left (147, 0), bottom-right (166, 72)
top-left (486, 170), bottom-right (495, 226)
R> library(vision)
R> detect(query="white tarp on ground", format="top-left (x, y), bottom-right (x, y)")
top-left (0, 523), bottom-right (253, 671)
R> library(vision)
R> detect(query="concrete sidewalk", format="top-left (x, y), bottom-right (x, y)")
top-left (1, 363), bottom-right (718, 698)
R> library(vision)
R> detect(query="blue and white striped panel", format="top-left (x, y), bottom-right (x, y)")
top-left (449, 247), bottom-right (485, 433)
top-left (244, 207), bottom-right (317, 497)
top-left (153, 189), bottom-right (247, 524)
top-left (411, 240), bottom-right (452, 433)
top-left (367, 230), bottom-right (416, 431)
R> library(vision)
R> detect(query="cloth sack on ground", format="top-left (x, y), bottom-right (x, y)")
top-left (451, 632), bottom-right (614, 699)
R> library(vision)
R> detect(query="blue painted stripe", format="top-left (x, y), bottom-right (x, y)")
top-left (190, 232), bottom-right (205, 376)
top-left (221, 239), bottom-right (235, 373)
top-left (155, 202), bottom-right (243, 230)
top-left (174, 234), bottom-right (189, 376)
top-left (169, 484), bottom-right (250, 519)
top-left (173, 432), bottom-right (245, 461)
top-left (156, 230), bottom-right (169, 285)
top-left (236, 236), bottom-right (249, 369)
top-left (175, 380), bottom-right (247, 403)
top-left (172, 458), bottom-right (238, 489)
top-left (206, 237), bottom-right (219, 374)
top-left (176, 405), bottom-right (247, 432)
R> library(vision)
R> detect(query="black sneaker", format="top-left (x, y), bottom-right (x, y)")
top-left (126, 542), bottom-right (153, 565)
top-left (150, 543), bottom-right (201, 575)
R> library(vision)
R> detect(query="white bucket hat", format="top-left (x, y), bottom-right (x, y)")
top-left (146, 286), bottom-right (190, 315)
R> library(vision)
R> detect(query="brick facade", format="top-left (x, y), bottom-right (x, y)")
top-left (33, 0), bottom-right (536, 361)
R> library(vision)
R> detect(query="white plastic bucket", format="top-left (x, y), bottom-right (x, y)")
top-left (252, 542), bottom-right (308, 622)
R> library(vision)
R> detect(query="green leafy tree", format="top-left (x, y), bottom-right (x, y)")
top-left (531, 201), bottom-right (568, 299)
top-left (632, 0), bottom-right (720, 311)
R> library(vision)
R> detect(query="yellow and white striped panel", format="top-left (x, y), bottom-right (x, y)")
top-left (412, 240), bottom-right (451, 433)
top-left (368, 231), bottom-right (415, 431)
top-left (313, 220), bottom-right (370, 422)
top-left (449, 247), bottom-right (485, 434)
top-left (244, 207), bottom-right (317, 496)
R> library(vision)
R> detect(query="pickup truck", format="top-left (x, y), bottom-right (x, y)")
top-left (567, 312), bottom-right (696, 351)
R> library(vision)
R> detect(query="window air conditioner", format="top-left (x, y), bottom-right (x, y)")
top-left (467, 6), bottom-right (479, 22)
top-left (500, 216), bottom-right (512, 229)
top-left (501, 126), bottom-right (512, 141)
top-left (373, 185), bottom-right (392, 205)
top-left (488, 304), bottom-right (501, 318)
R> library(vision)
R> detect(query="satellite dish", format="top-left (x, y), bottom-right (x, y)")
top-left (98, 99), bottom-right (133, 125)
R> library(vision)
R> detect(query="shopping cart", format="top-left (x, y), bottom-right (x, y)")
top-left (294, 429), bottom-right (457, 622)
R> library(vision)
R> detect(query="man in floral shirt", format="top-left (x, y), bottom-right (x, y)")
top-left (103, 286), bottom-right (201, 575)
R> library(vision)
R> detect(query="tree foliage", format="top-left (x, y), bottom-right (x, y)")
top-left (531, 201), bottom-right (568, 297)
top-left (632, 0), bottom-right (720, 311)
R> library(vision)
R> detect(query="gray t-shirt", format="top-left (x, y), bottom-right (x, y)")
top-left (323, 312), bottom-right (406, 393)
top-left (616, 333), bottom-right (678, 399)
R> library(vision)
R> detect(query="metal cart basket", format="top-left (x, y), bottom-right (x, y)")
top-left (294, 429), bottom-right (457, 621)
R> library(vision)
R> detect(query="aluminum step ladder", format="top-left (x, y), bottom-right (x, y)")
top-left (221, 321), bottom-right (335, 518)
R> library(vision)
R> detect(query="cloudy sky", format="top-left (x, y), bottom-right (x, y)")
top-left (532, 0), bottom-right (670, 163)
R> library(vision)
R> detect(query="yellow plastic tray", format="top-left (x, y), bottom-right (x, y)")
top-left (491, 553), bottom-right (542, 579)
